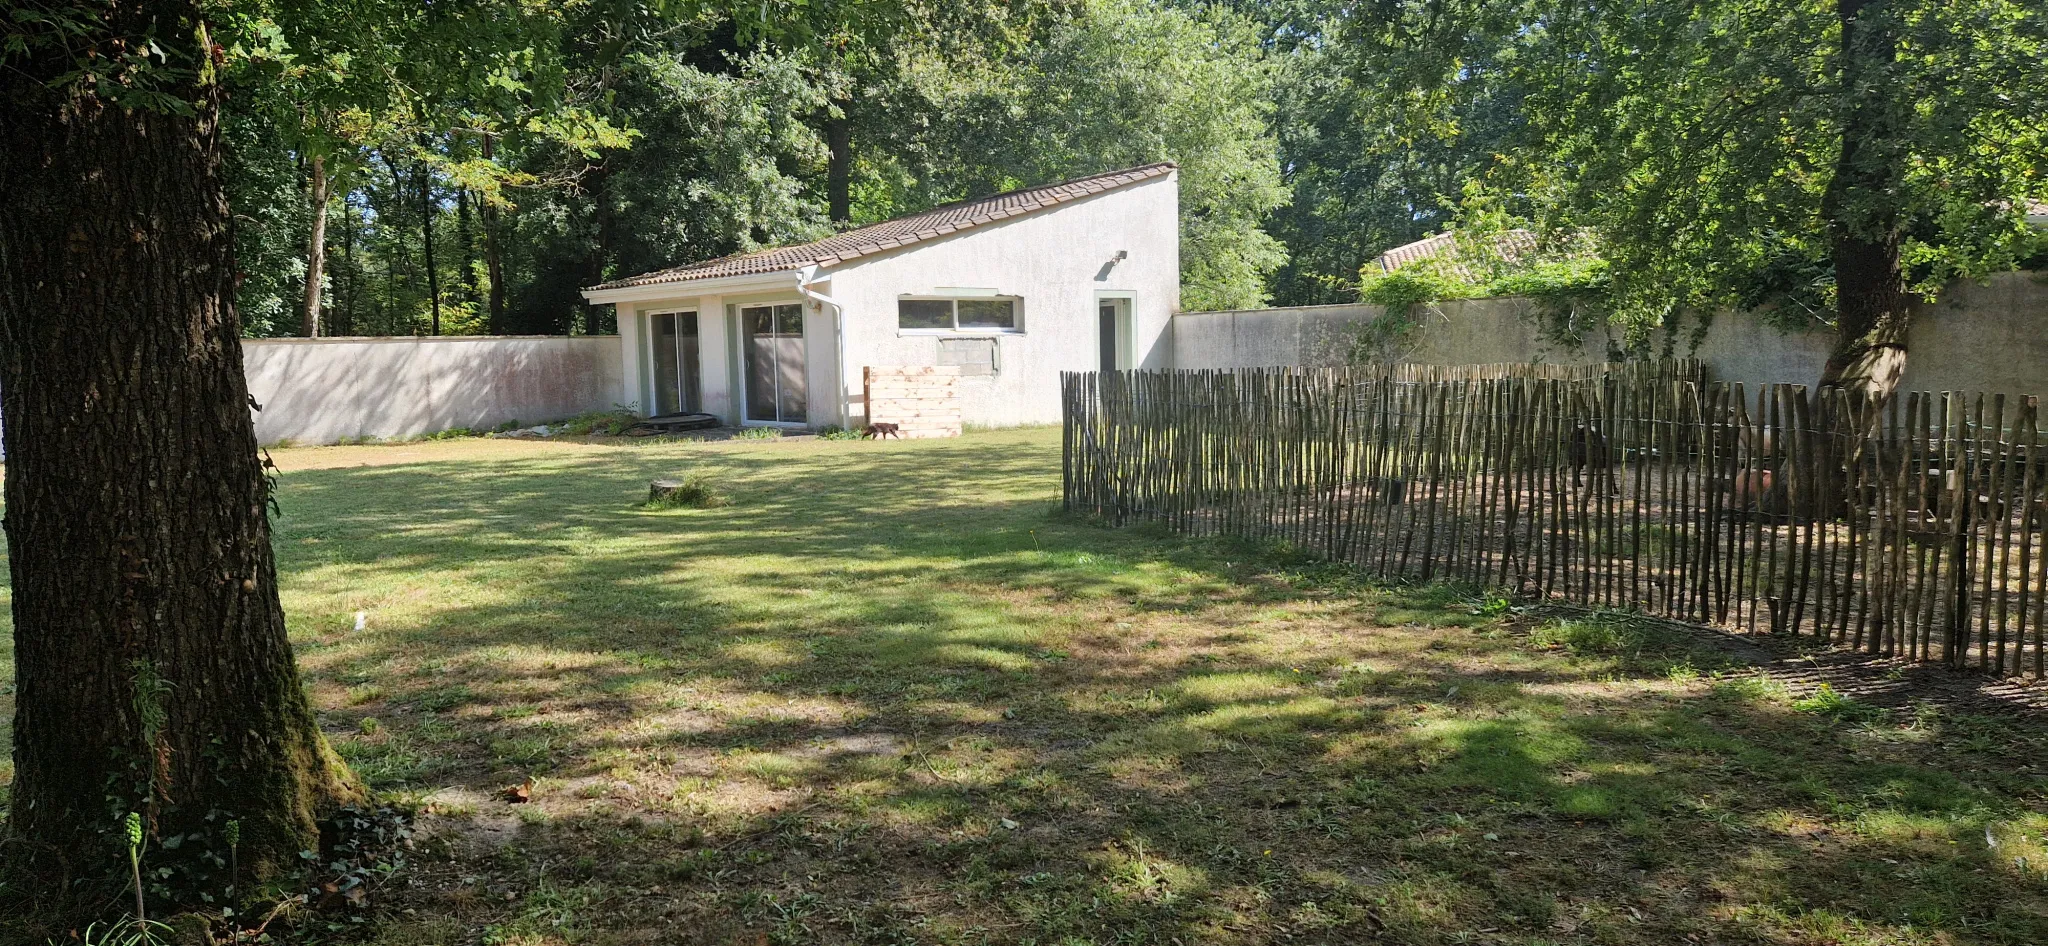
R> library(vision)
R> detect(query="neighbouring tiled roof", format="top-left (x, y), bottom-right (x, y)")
top-left (589, 162), bottom-right (1178, 292)
top-left (1372, 229), bottom-right (1539, 280)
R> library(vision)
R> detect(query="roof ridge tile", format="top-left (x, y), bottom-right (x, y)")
top-left (588, 162), bottom-right (1175, 292)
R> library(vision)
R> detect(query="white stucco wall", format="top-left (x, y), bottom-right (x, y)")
top-left (616, 286), bottom-right (841, 428)
top-left (828, 173), bottom-right (1180, 427)
top-left (603, 172), bottom-right (1180, 429)
top-left (1172, 270), bottom-right (2048, 402)
top-left (243, 335), bottom-right (624, 444)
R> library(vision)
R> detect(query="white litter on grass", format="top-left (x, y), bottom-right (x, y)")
top-left (354, 611), bottom-right (368, 632)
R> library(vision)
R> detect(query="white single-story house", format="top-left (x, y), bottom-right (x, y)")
top-left (581, 163), bottom-right (1180, 430)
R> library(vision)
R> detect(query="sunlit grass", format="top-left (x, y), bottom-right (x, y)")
top-left (1, 428), bottom-right (2044, 945)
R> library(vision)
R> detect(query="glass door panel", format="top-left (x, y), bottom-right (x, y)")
top-left (676, 313), bottom-right (701, 412)
top-left (775, 305), bottom-right (806, 420)
top-left (652, 314), bottom-right (681, 415)
top-left (650, 312), bottom-right (702, 415)
top-left (742, 303), bottom-right (807, 423)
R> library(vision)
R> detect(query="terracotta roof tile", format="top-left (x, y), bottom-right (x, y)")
top-left (590, 162), bottom-right (1177, 292)
top-left (1373, 229), bottom-right (1539, 281)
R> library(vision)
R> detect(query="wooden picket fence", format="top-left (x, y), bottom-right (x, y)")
top-left (1062, 363), bottom-right (2048, 678)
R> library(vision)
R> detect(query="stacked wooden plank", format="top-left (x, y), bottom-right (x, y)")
top-left (865, 366), bottom-right (962, 439)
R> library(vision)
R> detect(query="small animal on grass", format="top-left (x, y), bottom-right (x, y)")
top-left (862, 422), bottom-right (901, 439)
top-left (1568, 422), bottom-right (1619, 494)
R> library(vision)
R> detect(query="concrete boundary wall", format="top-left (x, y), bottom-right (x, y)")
top-left (243, 335), bottom-right (624, 445)
top-left (1172, 271), bottom-right (2048, 401)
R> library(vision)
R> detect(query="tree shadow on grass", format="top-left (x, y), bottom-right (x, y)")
top-left (262, 435), bottom-right (2048, 945)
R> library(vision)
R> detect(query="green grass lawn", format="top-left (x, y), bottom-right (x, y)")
top-left (5, 427), bottom-right (2048, 945)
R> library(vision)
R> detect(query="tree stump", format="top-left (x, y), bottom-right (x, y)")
top-left (649, 479), bottom-right (686, 503)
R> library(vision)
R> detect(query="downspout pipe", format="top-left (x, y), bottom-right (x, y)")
top-left (796, 263), bottom-right (851, 429)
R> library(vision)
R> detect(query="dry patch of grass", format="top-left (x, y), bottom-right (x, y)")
top-left (4, 429), bottom-right (2046, 945)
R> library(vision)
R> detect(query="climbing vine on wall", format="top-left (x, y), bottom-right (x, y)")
top-left (1347, 237), bottom-right (1685, 364)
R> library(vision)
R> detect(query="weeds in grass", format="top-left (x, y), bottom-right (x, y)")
top-left (1528, 613), bottom-right (1641, 654)
top-left (559, 409), bottom-right (637, 436)
top-left (643, 473), bottom-right (726, 509)
top-left (1470, 587), bottom-right (1517, 617)
top-left (815, 425), bottom-right (865, 441)
top-left (481, 874), bottom-right (597, 945)
top-left (1793, 683), bottom-right (1889, 723)
top-left (420, 427), bottom-right (482, 441)
top-left (732, 426), bottom-right (782, 441)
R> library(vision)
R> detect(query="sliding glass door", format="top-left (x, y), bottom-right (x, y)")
top-left (740, 303), bottom-right (807, 424)
top-left (649, 312), bottom-right (702, 415)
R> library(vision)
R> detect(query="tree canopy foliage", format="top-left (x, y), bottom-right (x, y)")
top-left (61, 0), bottom-right (2048, 357)
top-left (221, 0), bottom-right (1290, 335)
top-left (1330, 0), bottom-right (2048, 393)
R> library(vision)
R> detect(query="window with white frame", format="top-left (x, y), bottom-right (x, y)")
top-left (897, 296), bottom-right (1021, 333)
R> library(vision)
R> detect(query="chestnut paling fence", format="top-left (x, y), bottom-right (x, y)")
top-left (1061, 362), bottom-right (2048, 679)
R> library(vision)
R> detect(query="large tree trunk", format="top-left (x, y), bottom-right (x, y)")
top-left (825, 105), bottom-right (853, 226)
top-left (381, 151), bottom-right (413, 332)
top-left (480, 134), bottom-right (508, 334)
top-left (1818, 0), bottom-right (1911, 405)
top-left (589, 158), bottom-right (616, 335)
top-left (300, 153), bottom-right (329, 337)
top-left (419, 151), bottom-right (442, 336)
top-left (0, 4), bottom-right (360, 915)
top-left (340, 193), bottom-right (359, 336)
top-left (458, 187), bottom-right (479, 307)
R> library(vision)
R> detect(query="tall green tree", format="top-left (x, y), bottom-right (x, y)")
top-left (505, 44), bottom-right (836, 333)
top-left (228, 0), bottom-right (630, 337)
top-left (0, 0), bottom-right (627, 925)
top-left (1349, 0), bottom-right (2048, 399)
top-left (0, 1), bottom-right (361, 921)
top-left (1221, 0), bottom-right (1524, 306)
top-left (907, 0), bottom-right (1290, 310)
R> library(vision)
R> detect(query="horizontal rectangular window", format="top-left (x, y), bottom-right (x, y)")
top-left (898, 297), bottom-right (1022, 333)
top-left (897, 299), bottom-right (953, 331)
top-left (957, 299), bottom-right (1016, 330)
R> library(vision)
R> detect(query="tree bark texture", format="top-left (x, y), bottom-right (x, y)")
top-left (0, 2), bottom-right (359, 907)
top-left (1819, 0), bottom-right (1912, 405)
top-left (300, 153), bottom-right (329, 338)
top-left (480, 134), bottom-right (508, 334)
top-left (826, 106), bottom-right (853, 226)
top-left (588, 158), bottom-right (617, 335)
top-left (339, 193), bottom-right (360, 336)
top-left (458, 187), bottom-right (478, 307)
top-left (419, 151), bottom-right (442, 336)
